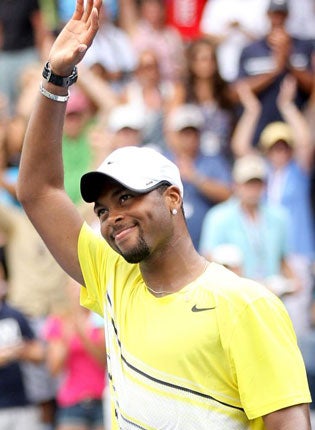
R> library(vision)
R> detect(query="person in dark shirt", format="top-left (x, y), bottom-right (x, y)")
top-left (236, 0), bottom-right (314, 145)
top-left (0, 0), bottom-right (51, 116)
top-left (0, 261), bottom-right (45, 430)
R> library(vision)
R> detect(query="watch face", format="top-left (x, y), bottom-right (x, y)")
top-left (42, 63), bottom-right (78, 87)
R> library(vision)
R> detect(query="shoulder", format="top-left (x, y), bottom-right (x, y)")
top-left (0, 303), bottom-right (34, 338)
top-left (241, 38), bottom-right (267, 55)
top-left (1, 302), bottom-right (28, 321)
top-left (292, 36), bottom-right (314, 51)
top-left (204, 263), bottom-right (276, 309)
top-left (261, 203), bottom-right (288, 223)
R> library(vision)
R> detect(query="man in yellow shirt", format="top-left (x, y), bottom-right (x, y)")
top-left (17, 1), bottom-right (312, 428)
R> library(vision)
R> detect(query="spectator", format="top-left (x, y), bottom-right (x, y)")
top-left (0, 261), bottom-right (45, 430)
top-left (200, 0), bottom-right (268, 82)
top-left (43, 277), bottom-right (106, 430)
top-left (0, 116), bottom-right (23, 209)
top-left (236, 0), bottom-right (314, 145)
top-left (120, 50), bottom-right (175, 149)
top-left (0, 202), bottom-right (69, 430)
top-left (170, 37), bottom-right (237, 160)
top-left (107, 103), bottom-right (147, 148)
top-left (82, 1), bottom-right (137, 93)
top-left (0, 0), bottom-right (53, 116)
top-left (62, 86), bottom-right (95, 205)
top-left (164, 103), bottom-right (232, 248)
top-left (200, 153), bottom-right (299, 297)
top-left (118, 0), bottom-right (185, 82)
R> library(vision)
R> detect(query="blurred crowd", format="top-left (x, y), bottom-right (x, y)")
top-left (0, 0), bottom-right (315, 428)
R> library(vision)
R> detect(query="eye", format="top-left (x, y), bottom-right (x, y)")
top-left (96, 207), bottom-right (108, 219)
top-left (119, 193), bottom-right (133, 204)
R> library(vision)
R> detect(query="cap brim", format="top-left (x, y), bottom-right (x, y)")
top-left (80, 172), bottom-right (109, 203)
top-left (80, 171), bottom-right (166, 203)
top-left (268, 6), bottom-right (288, 12)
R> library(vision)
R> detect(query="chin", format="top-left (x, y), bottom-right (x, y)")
top-left (121, 240), bottom-right (151, 264)
top-left (122, 249), bottom-right (150, 264)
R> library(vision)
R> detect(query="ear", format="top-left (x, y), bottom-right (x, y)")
top-left (165, 185), bottom-right (182, 211)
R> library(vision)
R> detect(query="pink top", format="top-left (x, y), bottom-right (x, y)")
top-left (43, 315), bottom-right (106, 407)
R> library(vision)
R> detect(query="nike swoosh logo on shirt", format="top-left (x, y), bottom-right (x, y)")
top-left (191, 305), bottom-right (216, 312)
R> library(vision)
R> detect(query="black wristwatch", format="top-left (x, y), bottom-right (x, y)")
top-left (42, 62), bottom-right (78, 87)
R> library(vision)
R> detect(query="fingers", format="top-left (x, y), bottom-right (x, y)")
top-left (83, 2), bottom-right (101, 47)
top-left (73, 0), bottom-right (84, 20)
top-left (86, 0), bottom-right (102, 27)
top-left (82, 0), bottom-right (94, 22)
top-left (72, 0), bottom-right (102, 23)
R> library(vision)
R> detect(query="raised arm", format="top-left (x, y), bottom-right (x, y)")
top-left (277, 76), bottom-right (314, 172)
top-left (230, 82), bottom-right (262, 158)
top-left (263, 404), bottom-right (311, 430)
top-left (118, 0), bottom-right (139, 36)
top-left (17, 0), bottom-right (102, 284)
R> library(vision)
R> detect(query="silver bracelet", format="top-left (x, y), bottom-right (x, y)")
top-left (39, 82), bottom-right (70, 103)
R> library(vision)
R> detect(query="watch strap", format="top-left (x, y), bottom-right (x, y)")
top-left (42, 62), bottom-right (78, 87)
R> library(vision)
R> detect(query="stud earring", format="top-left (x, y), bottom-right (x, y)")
top-left (171, 209), bottom-right (178, 215)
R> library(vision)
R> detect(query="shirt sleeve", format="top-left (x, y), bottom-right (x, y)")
top-left (78, 222), bottom-right (109, 317)
top-left (228, 295), bottom-right (311, 419)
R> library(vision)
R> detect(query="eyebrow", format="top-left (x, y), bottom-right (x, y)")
top-left (93, 186), bottom-right (135, 212)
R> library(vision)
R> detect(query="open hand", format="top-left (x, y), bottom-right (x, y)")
top-left (48, 0), bottom-right (102, 76)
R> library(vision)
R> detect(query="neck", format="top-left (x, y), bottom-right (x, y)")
top-left (194, 79), bottom-right (214, 101)
top-left (140, 234), bottom-right (206, 296)
top-left (241, 202), bottom-right (259, 220)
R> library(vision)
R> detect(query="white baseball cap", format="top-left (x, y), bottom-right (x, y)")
top-left (232, 154), bottom-right (267, 184)
top-left (108, 104), bottom-right (145, 132)
top-left (80, 146), bottom-right (184, 203)
top-left (167, 104), bottom-right (204, 132)
top-left (267, 0), bottom-right (289, 13)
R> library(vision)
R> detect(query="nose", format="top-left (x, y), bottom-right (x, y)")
top-left (107, 207), bottom-right (124, 225)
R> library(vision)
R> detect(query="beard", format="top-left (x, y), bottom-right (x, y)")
top-left (119, 235), bottom-right (151, 264)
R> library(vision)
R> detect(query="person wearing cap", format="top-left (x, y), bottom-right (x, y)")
top-left (89, 103), bottom-right (161, 169)
top-left (200, 153), bottom-right (298, 295)
top-left (164, 103), bottom-right (232, 249)
top-left (236, 0), bottom-right (314, 146)
top-left (107, 103), bottom-right (146, 149)
top-left (16, 2), bottom-right (312, 429)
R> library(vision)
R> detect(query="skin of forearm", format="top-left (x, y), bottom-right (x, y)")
top-left (46, 341), bottom-right (69, 376)
top-left (288, 68), bottom-right (313, 94)
top-left (230, 111), bottom-right (260, 157)
top-left (238, 71), bottom-right (281, 95)
top-left (192, 175), bottom-right (231, 202)
top-left (19, 341), bottom-right (45, 363)
top-left (17, 84), bottom-right (67, 203)
top-left (76, 328), bottom-right (106, 365)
